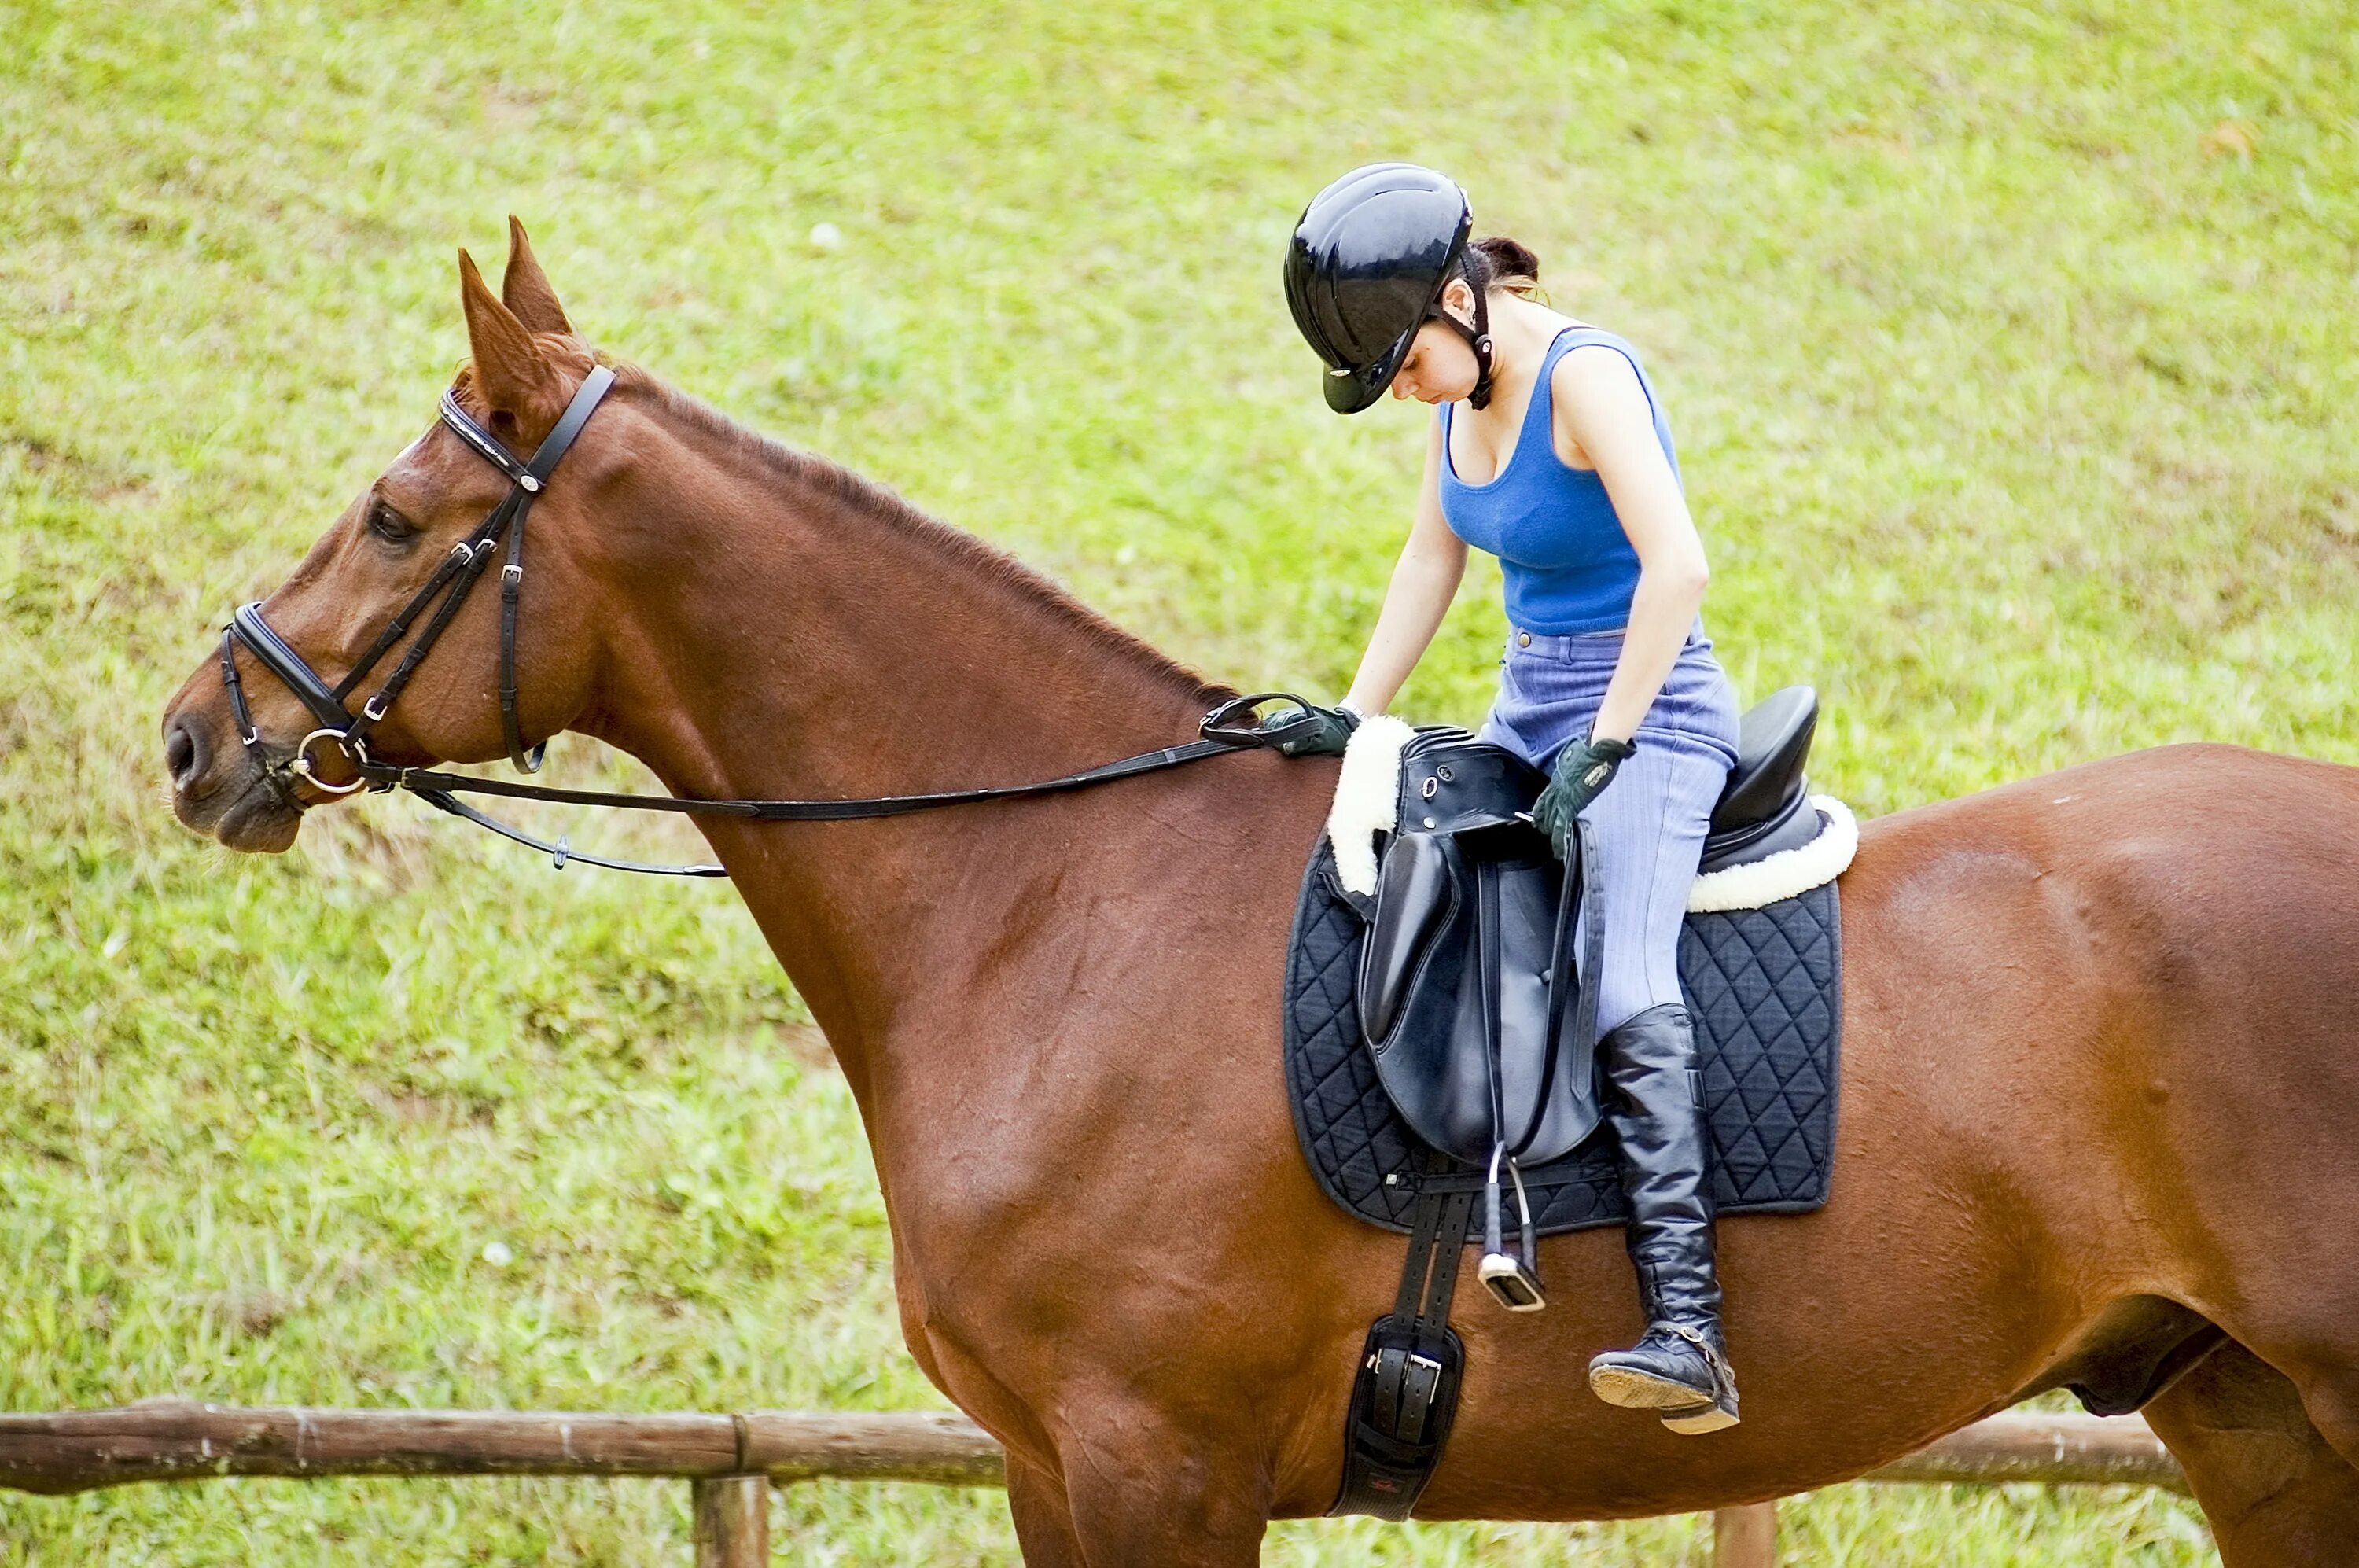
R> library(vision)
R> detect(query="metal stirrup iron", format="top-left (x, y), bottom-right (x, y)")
top-left (1476, 1143), bottom-right (1545, 1312)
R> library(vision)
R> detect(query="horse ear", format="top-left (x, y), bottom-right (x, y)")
top-left (458, 248), bottom-right (566, 440)
top-left (500, 215), bottom-right (576, 338)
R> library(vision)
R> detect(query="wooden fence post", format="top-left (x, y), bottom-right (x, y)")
top-left (1712, 1501), bottom-right (1776, 1568)
top-left (692, 1474), bottom-right (769, 1568)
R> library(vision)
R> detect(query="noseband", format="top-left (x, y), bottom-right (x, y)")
top-left (217, 364), bottom-right (1310, 877)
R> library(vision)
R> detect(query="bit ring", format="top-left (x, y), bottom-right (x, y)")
top-left (287, 727), bottom-right (370, 795)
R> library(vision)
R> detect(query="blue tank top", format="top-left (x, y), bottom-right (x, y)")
top-left (1438, 326), bottom-right (1679, 636)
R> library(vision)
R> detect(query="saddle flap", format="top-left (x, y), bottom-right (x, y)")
top-left (1358, 832), bottom-right (1467, 1051)
top-left (1356, 760), bottom-right (1602, 1169)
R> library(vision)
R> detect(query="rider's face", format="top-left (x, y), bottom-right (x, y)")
top-left (1388, 282), bottom-right (1482, 404)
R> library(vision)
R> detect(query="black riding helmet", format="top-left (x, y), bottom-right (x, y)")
top-left (1283, 163), bottom-right (1496, 414)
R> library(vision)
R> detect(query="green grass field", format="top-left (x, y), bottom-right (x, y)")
top-left (4, 0), bottom-right (2353, 1559)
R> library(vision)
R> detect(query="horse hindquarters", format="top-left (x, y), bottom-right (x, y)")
top-left (2144, 1341), bottom-right (2359, 1567)
top-left (2085, 756), bottom-right (2359, 1557)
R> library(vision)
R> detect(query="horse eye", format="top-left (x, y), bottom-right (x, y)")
top-left (366, 499), bottom-right (417, 543)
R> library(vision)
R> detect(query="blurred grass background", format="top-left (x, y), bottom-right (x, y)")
top-left (3, 0), bottom-right (2353, 1559)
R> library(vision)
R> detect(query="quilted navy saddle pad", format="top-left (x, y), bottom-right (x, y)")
top-left (1283, 838), bottom-right (1842, 1239)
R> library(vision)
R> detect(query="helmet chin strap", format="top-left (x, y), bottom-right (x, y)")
top-left (1433, 269), bottom-right (1497, 410)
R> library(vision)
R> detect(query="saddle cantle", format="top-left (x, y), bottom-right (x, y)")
top-left (1702, 684), bottom-right (1820, 870)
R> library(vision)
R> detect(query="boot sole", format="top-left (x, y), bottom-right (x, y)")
top-left (1588, 1364), bottom-right (1713, 1411)
top-left (1660, 1401), bottom-right (1741, 1435)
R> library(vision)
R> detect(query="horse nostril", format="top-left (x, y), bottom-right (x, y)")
top-left (165, 716), bottom-right (208, 793)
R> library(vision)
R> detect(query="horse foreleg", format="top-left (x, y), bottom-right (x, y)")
top-left (1044, 1402), bottom-right (1272, 1568)
top-left (1007, 1452), bottom-right (1089, 1568)
top-left (2144, 1339), bottom-right (2359, 1567)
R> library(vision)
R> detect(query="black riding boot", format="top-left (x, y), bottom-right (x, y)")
top-left (1584, 1003), bottom-right (1740, 1434)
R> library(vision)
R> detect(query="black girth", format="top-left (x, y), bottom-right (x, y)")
top-left (219, 366), bottom-right (1310, 878)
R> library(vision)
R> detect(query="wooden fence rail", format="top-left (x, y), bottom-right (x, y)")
top-left (0, 1402), bottom-right (2185, 1567)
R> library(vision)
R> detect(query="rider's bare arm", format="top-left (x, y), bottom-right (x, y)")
top-left (1555, 346), bottom-right (1710, 745)
top-left (1343, 414), bottom-right (1467, 717)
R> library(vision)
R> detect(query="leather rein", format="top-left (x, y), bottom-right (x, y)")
top-left (219, 366), bottom-right (1313, 878)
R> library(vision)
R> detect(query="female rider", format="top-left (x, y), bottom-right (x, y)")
top-left (1279, 164), bottom-right (1742, 1435)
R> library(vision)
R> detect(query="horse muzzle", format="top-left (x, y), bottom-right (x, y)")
top-left (161, 705), bottom-right (306, 852)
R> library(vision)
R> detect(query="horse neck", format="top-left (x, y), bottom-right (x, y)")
top-left (575, 387), bottom-right (1228, 1087)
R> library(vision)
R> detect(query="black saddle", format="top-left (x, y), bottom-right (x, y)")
top-left (1353, 688), bottom-right (1822, 1305)
top-left (1357, 738), bottom-right (1586, 1170)
top-left (1360, 687), bottom-right (1820, 1168)
top-left (1305, 686), bottom-right (1840, 1516)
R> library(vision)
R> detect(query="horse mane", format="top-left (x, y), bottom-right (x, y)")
top-left (600, 361), bottom-right (1231, 708)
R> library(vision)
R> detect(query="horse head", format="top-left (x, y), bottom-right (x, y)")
top-left (161, 220), bottom-right (627, 852)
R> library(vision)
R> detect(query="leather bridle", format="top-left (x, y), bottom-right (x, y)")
top-left (219, 365), bottom-right (1308, 878)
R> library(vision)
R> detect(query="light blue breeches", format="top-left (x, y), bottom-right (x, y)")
top-left (1476, 624), bottom-right (1741, 1041)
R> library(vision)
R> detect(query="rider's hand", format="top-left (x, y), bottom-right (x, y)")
top-left (1531, 734), bottom-right (1636, 859)
top-left (1263, 701), bottom-right (1361, 758)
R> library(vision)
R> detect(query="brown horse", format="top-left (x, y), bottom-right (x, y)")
top-left (160, 226), bottom-right (2359, 1566)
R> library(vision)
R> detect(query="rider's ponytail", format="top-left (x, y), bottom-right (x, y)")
top-left (1464, 236), bottom-right (1542, 300)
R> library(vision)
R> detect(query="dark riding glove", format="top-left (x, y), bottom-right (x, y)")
top-left (1531, 735), bottom-right (1637, 860)
top-left (1261, 701), bottom-right (1361, 758)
